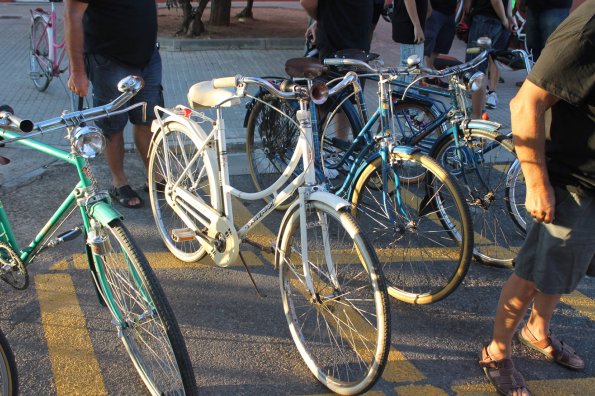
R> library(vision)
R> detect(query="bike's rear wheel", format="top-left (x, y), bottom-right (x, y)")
top-left (92, 220), bottom-right (196, 395)
top-left (148, 120), bottom-right (219, 262)
top-left (432, 129), bottom-right (523, 267)
top-left (0, 329), bottom-right (18, 396)
top-left (278, 201), bottom-right (390, 395)
top-left (30, 16), bottom-right (51, 92)
top-left (506, 159), bottom-right (529, 232)
top-left (350, 154), bottom-right (473, 304)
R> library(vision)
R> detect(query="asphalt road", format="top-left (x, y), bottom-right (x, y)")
top-left (0, 149), bottom-right (593, 396)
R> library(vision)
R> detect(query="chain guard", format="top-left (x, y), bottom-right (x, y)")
top-left (205, 216), bottom-right (239, 268)
top-left (0, 242), bottom-right (29, 290)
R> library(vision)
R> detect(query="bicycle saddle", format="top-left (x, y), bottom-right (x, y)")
top-left (187, 81), bottom-right (240, 109)
top-left (285, 58), bottom-right (328, 79)
top-left (0, 156), bottom-right (9, 165)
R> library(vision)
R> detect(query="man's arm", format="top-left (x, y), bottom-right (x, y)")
top-left (510, 80), bottom-right (560, 223)
top-left (404, 0), bottom-right (424, 44)
top-left (300, 0), bottom-right (318, 20)
top-left (64, 0), bottom-right (89, 97)
top-left (490, 0), bottom-right (512, 29)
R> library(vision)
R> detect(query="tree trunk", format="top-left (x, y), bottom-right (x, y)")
top-left (210, 0), bottom-right (232, 26)
top-left (192, 0), bottom-right (211, 36)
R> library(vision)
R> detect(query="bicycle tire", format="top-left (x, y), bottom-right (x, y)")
top-left (278, 200), bottom-right (390, 395)
top-left (506, 159), bottom-right (529, 233)
top-left (390, 100), bottom-right (441, 183)
top-left (0, 329), bottom-right (18, 396)
top-left (30, 16), bottom-right (51, 92)
top-left (148, 120), bottom-right (220, 262)
top-left (350, 153), bottom-right (473, 304)
top-left (92, 219), bottom-right (197, 395)
top-left (245, 94), bottom-right (300, 210)
top-left (432, 129), bottom-right (523, 267)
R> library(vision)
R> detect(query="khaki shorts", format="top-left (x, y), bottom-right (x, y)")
top-left (514, 186), bottom-right (595, 295)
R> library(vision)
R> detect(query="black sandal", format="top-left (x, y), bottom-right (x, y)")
top-left (109, 185), bottom-right (144, 209)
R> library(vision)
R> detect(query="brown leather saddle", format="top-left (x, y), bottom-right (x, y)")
top-left (285, 58), bottom-right (328, 79)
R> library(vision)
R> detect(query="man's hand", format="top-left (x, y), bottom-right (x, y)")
top-left (67, 71), bottom-right (89, 98)
top-left (413, 25), bottom-right (425, 44)
top-left (525, 183), bottom-right (556, 223)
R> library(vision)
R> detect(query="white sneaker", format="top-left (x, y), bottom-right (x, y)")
top-left (486, 91), bottom-right (498, 109)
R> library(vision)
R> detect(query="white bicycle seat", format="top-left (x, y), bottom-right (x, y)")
top-left (187, 81), bottom-right (240, 109)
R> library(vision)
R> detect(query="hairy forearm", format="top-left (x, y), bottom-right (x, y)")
top-left (64, 0), bottom-right (86, 74)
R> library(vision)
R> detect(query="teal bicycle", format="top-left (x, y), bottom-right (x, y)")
top-left (0, 76), bottom-right (196, 395)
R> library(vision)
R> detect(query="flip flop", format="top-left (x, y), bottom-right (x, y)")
top-left (518, 326), bottom-right (585, 371)
top-left (109, 185), bottom-right (144, 209)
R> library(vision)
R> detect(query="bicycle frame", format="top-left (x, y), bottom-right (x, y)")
top-left (31, 2), bottom-right (67, 77)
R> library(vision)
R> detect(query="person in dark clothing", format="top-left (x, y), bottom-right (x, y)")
top-left (301, 0), bottom-right (374, 60)
top-left (392, 0), bottom-right (430, 76)
top-left (525, 0), bottom-right (572, 60)
top-left (478, 2), bottom-right (595, 395)
top-left (64, 0), bottom-right (163, 208)
top-left (423, 0), bottom-right (457, 87)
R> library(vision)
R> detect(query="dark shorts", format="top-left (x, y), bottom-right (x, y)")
top-left (465, 14), bottom-right (506, 72)
top-left (424, 10), bottom-right (456, 56)
top-left (372, 2), bottom-right (383, 25)
top-left (85, 48), bottom-right (164, 134)
top-left (514, 186), bottom-right (595, 295)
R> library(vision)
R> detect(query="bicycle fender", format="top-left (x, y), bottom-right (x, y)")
top-left (465, 119), bottom-right (501, 132)
top-left (274, 191), bottom-right (351, 269)
top-left (88, 202), bottom-right (123, 226)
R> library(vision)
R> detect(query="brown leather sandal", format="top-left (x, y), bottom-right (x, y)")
top-left (518, 326), bottom-right (585, 371)
top-left (479, 344), bottom-right (532, 396)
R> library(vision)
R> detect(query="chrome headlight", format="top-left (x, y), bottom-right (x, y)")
top-left (468, 71), bottom-right (486, 92)
top-left (73, 126), bottom-right (106, 158)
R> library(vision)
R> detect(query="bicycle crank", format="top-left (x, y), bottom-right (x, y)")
top-left (0, 242), bottom-right (29, 290)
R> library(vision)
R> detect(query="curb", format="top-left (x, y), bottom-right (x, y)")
top-left (158, 37), bottom-right (303, 51)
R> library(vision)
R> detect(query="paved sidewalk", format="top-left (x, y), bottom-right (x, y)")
top-left (0, 1), bottom-right (527, 187)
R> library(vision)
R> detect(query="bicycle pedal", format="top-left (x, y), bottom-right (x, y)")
top-left (171, 228), bottom-right (196, 242)
top-left (48, 227), bottom-right (83, 248)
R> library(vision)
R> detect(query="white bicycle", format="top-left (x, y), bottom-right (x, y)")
top-left (147, 60), bottom-right (391, 395)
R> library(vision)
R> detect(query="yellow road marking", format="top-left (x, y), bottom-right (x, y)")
top-left (384, 349), bottom-right (425, 383)
top-left (36, 274), bottom-right (107, 395)
top-left (396, 384), bottom-right (448, 395)
top-left (62, 251), bottom-right (264, 270)
top-left (561, 291), bottom-right (595, 321)
top-left (453, 378), bottom-right (595, 395)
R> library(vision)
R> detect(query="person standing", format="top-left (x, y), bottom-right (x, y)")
top-left (423, 0), bottom-right (457, 86)
top-left (392, 0), bottom-right (431, 78)
top-left (478, 2), bottom-right (594, 395)
top-left (64, 0), bottom-right (163, 208)
top-left (465, 0), bottom-right (513, 109)
top-left (525, 0), bottom-right (572, 61)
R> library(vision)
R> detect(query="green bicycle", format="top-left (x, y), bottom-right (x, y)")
top-left (0, 76), bottom-right (196, 396)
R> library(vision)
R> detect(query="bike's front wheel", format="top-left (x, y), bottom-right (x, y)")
top-left (30, 16), bottom-right (51, 92)
top-left (350, 153), bottom-right (473, 304)
top-left (92, 220), bottom-right (197, 395)
top-left (0, 329), bottom-right (18, 396)
top-left (432, 129), bottom-right (523, 267)
top-left (278, 201), bottom-right (390, 395)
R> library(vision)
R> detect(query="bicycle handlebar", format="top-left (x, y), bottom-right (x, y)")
top-left (0, 75), bottom-right (146, 143)
top-left (211, 72), bottom-right (359, 101)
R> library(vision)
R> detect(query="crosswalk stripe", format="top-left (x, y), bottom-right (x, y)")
top-left (36, 274), bottom-right (107, 395)
top-left (561, 291), bottom-right (595, 321)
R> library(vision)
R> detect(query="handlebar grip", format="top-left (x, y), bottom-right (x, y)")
top-left (466, 47), bottom-right (481, 55)
top-left (212, 76), bottom-right (238, 89)
top-left (0, 108), bottom-right (34, 133)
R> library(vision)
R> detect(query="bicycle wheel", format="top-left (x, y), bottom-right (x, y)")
top-left (148, 120), bottom-right (219, 262)
top-left (278, 201), bottom-right (390, 395)
top-left (350, 153), bottom-right (473, 304)
top-left (30, 16), bottom-right (51, 92)
top-left (390, 100), bottom-right (441, 182)
top-left (506, 159), bottom-right (529, 232)
top-left (432, 129), bottom-right (523, 267)
top-left (245, 94), bottom-right (300, 210)
top-left (92, 219), bottom-right (197, 395)
top-left (0, 329), bottom-right (18, 396)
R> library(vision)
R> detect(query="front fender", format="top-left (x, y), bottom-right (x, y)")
top-left (88, 202), bottom-right (122, 226)
top-left (274, 191), bottom-right (351, 269)
top-left (465, 119), bottom-right (501, 132)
